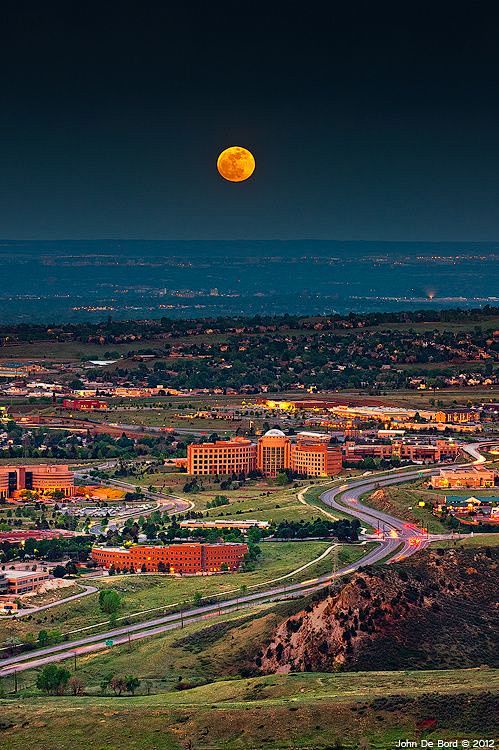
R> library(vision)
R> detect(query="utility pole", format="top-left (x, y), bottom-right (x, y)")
top-left (180, 607), bottom-right (184, 629)
top-left (73, 651), bottom-right (77, 671)
top-left (332, 545), bottom-right (338, 576)
top-left (13, 670), bottom-right (17, 694)
top-left (127, 631), bottom-right (131, 652)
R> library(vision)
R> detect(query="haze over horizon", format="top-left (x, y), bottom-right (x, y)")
top-left (0, 239), bottom-right (497, 324)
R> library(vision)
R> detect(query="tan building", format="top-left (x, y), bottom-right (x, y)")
top-left (434, 409), bottom-right (480, 424)
top-left (295, 431), bottom-right (333, 444)
top-left (4, 570), bottom-right (50, 594)
top-left (187, 437), bottom-right (257, 476)
top-left (186, 429), bottom-right (342, 479)
top-left (257, 429), bottom-right (292, 477)
top-left (0, 465), bottom-right (75, 500)
top-left (179, 519), bottom-right (270, 530)
top-left (291, 442), bottom-right (342, 477)
top-left (344, 439), bottom-right (458, 463)
top-left (430, 466), bottom-right (496, 489)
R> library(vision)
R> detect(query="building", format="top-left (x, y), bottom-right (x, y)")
top-left (0, 364), bottom-right (28, 378)
top-left (185, 430), bottom-right (342, 479)
top-left (0, 529), bottom-right (76, 543)
top-left (179, 519), bottom-right (269, 530)
top-left (295, 431), bottom-right (333, 443)
top-left (439, 495), bottom-right (497, 512)
top-left (430, 466), bottom-right (496, 489)
top-left (62, 398), bottom-right (109, 411)
top-left (257, 429), bottom-right (292, 477)
top-left (92, 542), bottom-right (248, 574)
top-left (395, 420), bottom-right (482, 433)
top-left (433, 495), bottom-right (499, 524)
top-left (434, 408), bottom-right (480, 424)
top-left (291, 442), bottom-right (343, 477)
top-left (0, 598), bottom-right (19, 614)
top-left (0, 465), bottom-right (75, 500)
top-left (113, 386), bottom-right (181, 398)
top-left (343, 439), bottom-right (458, 463)
top-left (3, 570), bottom-right (50, 594)
top-left (187, 437), bottom-right (257, 476)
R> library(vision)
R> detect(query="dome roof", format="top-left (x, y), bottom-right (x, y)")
top-left (263, 429), bottom-right (286, 437)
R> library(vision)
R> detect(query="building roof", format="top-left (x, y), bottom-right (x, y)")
top-left (445, 495), bottom-right (497, 505)
top-left (263, 428), bottom-right (286, 437)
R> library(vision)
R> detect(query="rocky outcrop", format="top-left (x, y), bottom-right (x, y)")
top-left (258, 547), bottom-right (498, 673)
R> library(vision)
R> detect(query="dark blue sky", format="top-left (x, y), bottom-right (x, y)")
top-left (1, 2), bottom-right (498, 240)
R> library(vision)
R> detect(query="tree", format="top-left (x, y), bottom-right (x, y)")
top-left (38, 629), bottom-right (62, 647)
top-left (110, 675), bottom-right (127, 696)
top-left (68, 676), bottom-right (85, 696)
top-left (52, 564), bottom-right (66, 578)
top-left (192, 591), bottom-right (203, 606)
top-left (38, 629), bottom-right (50, 646)
top-left (99, 589), bottom-right (121, 616)
top-left (50, 489), bottom-right (66, 501)
top-left (100, 676), bottom-right (111, 694)
top-left (65, 560), bottom-right (78, 575)
top-left (36, 664), bottom-right (71, 695)
top-left (275, 471), bottom-right (290, 486)
top-left (125, 675), bottom-right (141, 695)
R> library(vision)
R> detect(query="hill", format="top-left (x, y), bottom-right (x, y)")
top-left (1, 668), bottom-right (498, 749)
top-left (259, 547), bottom-right (499, 673)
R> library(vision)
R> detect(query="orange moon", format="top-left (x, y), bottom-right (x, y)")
top-left (217, 146), bottom-right (255, 182)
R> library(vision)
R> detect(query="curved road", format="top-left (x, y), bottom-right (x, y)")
top-left (1, 440), bottom-right (496, 677)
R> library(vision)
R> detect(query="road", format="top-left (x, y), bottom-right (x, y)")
top-left (1, 440), bottom-right (496, 677)
top-left (322, 440), bottom-right (498, 563)
top-left (2, 585), bottom-right (98, 620)
top-left (74, 467), bottom-right (194, 532)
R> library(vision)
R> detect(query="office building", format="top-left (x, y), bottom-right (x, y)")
top-left (0, 465), bottom-right (75, 500)
top-left (92, 542), bottom-right (248, 574)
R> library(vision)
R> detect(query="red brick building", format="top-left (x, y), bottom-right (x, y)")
top-left (92, 542), bottom-right (248, 574)
top-left (62, 399), bottom-right (108, 411)
top-left (0, 530), bottom-right (76, 543)
top-left (186, 430), bottom-right (342, 478)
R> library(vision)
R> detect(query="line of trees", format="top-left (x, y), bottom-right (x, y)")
top-left (35, 664), bottom-right (140, 697)
top-left (272, 518), bottom-right (360, 541)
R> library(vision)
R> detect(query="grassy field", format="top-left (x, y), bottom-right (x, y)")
top-left (1, 666), bottom-right (497, 749)
top-left (90, 405), bottom-right (244, 432)
top-left (362, 478), bottom-right (499, 534)
top-left (116, 470), bottom-right (344, 522)
top-left (433, 533), bottom-right (499, 548)
top-left (361, 482), bottom-right (449, 533)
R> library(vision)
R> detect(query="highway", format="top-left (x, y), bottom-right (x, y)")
top-left (1, 440), bottom-right (496, 677)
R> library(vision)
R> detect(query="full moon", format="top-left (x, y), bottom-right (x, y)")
top-left (217, 146), bottom-right (255, 182)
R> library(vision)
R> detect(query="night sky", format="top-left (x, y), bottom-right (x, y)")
top-left (1, 2), bottom-right (498, 240)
